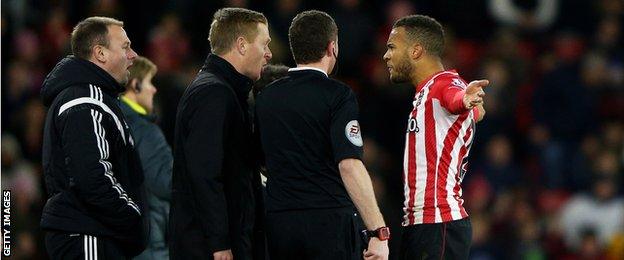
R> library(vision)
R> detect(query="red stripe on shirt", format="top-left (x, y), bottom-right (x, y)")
top-left (423, 98), bottom-right (438, 223)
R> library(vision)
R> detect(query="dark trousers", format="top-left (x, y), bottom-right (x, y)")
top-left (266, 207), bottom-right (364, 260)
top-left (400, 218), bottom-right (472, 260)
top-left (45, 231), bottom-right (127, 260)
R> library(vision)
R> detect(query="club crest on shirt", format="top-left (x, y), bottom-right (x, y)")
top-left (451, 78), bottom-right (467, 89)
top-left (345, 120), bottom-right (363, 147)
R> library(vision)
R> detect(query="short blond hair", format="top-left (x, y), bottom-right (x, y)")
top-left (208, 8), bottom-right (267, 55)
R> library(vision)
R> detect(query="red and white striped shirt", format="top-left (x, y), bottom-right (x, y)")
top-left (402, 70), bottom-right (479, 225)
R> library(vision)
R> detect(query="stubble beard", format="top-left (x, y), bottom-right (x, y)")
top-left (390, 57), bottom-right (413, 84)
top-left (118, 71), bottom-right (130, 86)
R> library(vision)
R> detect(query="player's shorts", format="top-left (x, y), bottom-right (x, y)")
top-left (266, 206), bottom-right (365, 260)
top-left (400, 217), bottom-right (472, 260)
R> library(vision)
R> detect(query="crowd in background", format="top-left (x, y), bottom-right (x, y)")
top-left (2, 0), bottom-right (623, 259)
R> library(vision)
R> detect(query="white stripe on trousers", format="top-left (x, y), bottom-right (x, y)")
top-left (93, 236), bottom-right (98, 260)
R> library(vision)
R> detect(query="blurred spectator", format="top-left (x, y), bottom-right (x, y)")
top-left (252, 64), bottom-right (289, 97)
top-left (569, 135), bottom-right (600, 191)
top-left (40, 8), bottom-right (71, 66)
top-left (262, 0), bottom-right (301, 65)
top-left (1, 133), bottom-right (42, 259)
top-left (574, 229), bottom-right (607, 259)
top-left (488, 0), bottom-right (559, 32)
top-left (580, 52), bottom-right (624, 120)
top-left (516, 221), bottom-right (546, 260)
top-left (225, 0), bottom-right (248, 8)
top-left (89, 0), bottom-right (122, 17)
top-left (559, 174), bottom-right (624, 250)
top-left (5, 60), bottom-right (36, 120)
top-left (16, 99), bottom-right (45, 161)
top-left (14, 29), bottom-right (41, 63)
top-left (475, 59), bottom-right (518, 141)
top-left (478, 135), bottom-right (522, 194)
top-left (271, 0), bottom-right (301, 38)
top-left (597, 0), bottom-right (624, 17)
top-left (601, 122), bottom-right (623, 154)
top-left (606, 233), bottom-right (624, 260)
top-left (331, 0), bottom-right (374, 78)
top-left (593, 16), bottom-right (622, 54)
top-left (531, 32), bottom-right (595, 189)
top-left (469, 214), bottom-right (498, 259)
top-left (147, 13), bottom-right (190, 73)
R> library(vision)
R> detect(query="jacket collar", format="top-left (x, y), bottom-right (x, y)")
top-left (202, 54), bottom-right (253, 99)
top-left (40, 56), bottom-right (125, 106)
top-left (120, 95), bottom-right (147, 115)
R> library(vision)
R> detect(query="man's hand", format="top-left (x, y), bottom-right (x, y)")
top-left (463, 79), bottom-right (489, 109)
top-left (363, 237), bottom-right (389, 260)
top-left (213, 249), bottom-right (233, 260)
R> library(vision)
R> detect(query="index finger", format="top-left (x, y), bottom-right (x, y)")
top-left (471, 79), bottom-right (489, 87)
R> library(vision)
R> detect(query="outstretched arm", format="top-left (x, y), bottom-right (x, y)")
top-left (440, 79), bottom-right (489, 114)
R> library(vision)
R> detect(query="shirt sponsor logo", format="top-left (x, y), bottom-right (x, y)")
top-left (345, 120), bottom-right (363, 147)
top-left (407, 118), bottom-right (419, 133)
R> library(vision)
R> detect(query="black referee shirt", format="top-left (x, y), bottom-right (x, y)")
top-left (255, 68), bottom-right (364, 212)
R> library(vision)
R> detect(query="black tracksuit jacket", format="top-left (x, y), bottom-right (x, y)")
top-left (40, 56), bottom-right (147, 257)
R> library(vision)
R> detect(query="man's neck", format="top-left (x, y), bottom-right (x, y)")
top-left (88, 57), bottom-right (110, 76)
top-left (218, 52), bottom-right (245, 75)
top-left (297, 58), bottom-right (332, 75)
top-left (412, 58), bottom-right (445, 87)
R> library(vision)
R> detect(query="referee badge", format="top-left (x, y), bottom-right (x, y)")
top-left (345, 120), bottom-right (363, 147)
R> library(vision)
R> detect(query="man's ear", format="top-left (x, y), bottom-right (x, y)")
top-left (236, 36), bottom-right (248, 55)
top-left (409, 44), bottom-right (423, 61)
top-left (93, 45), bottom-right (107, 63)
top-left (327, 40), bottom-right (337, 58)
top-left (129, 78), bottom-right (140, 93)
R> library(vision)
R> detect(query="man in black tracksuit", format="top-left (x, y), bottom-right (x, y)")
top-left (169, 8), bottom-right (272, 260)
top-left (40, 17), bottom-right (146, 259)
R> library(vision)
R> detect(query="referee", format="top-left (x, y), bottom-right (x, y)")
top-left (255, 10), bottom-right (389, 260)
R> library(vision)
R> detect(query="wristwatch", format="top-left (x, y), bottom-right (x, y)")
top-left (363, 226), bottom-right (391, 241)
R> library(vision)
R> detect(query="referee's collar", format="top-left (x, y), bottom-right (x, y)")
top-left (288, 67), bottom-right (328, 77)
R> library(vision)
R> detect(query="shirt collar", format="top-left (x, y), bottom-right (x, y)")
top-left (288, 66), bottom-right (328, 77)
top-left (415, 69), bottom-right (458, 92)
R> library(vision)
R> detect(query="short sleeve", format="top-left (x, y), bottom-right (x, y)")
top-left (330, 87), bottom-right (364, 163)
